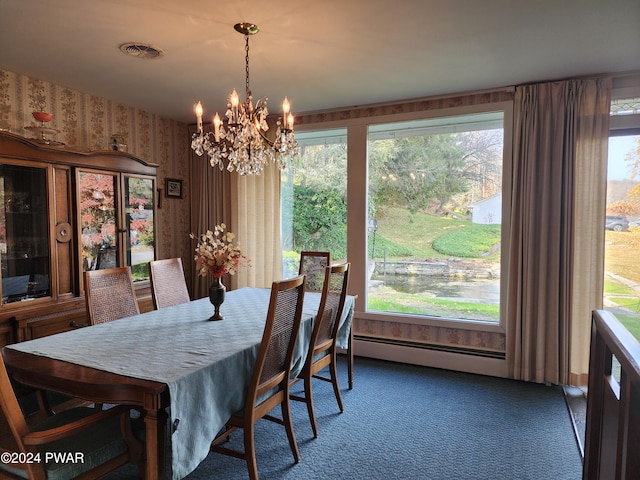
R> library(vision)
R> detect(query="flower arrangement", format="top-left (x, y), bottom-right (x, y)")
top-left (190, 223), bottom-right (250, 278)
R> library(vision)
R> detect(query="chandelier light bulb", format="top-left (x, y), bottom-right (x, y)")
top-left (213, 113), bottom-right (221, 142)
top-left (230, 89), bottom-right (239, 124)
top-left (282, 97), bottom-right (291, 130)
top-left (195, 101), bottom-right (203, 132)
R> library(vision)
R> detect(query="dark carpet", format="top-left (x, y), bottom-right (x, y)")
top-left (107, 356), bottom-right (583, 480)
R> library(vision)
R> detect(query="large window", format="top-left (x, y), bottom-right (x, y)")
top-left (366, 112), bottom-right (505, 323)
top-left (605, 96), bottom-right (640, 339)
top-left (281, 129), bottom-right (348, 277)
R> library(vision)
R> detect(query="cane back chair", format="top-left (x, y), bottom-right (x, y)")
top-left (83, 267), bottom-right (140, 325)
top-left (0, 354), bottom-right (144, 479)
top-left (298, 251), bottom-right (330, 292)
top-left (148, 258), bottom-right (191, 309)
top-left (210, 275), bottom-right (306, 480)
top-left (290, 262), bottom-right (350, 437)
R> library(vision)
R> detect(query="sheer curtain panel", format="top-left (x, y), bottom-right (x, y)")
top-left (231, 163), bottom-right (282, 289)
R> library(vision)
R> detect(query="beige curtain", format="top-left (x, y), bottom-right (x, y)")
top-left (570, 78), bottom-right (612, 386)
top-left (507, 78), bottom-right (611, 384)
top-left (231, 162), bottom-right (282, 289)
top-left (188, 125), bottom-right (233, 299)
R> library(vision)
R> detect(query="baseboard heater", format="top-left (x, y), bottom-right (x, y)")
top-left (354, 334), bottom-right (505, 360)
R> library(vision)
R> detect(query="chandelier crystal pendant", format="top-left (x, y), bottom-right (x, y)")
top-left (191, 22), bottom-right (298, 176)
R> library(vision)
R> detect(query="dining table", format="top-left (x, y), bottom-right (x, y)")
top-left (1, 287), bottom-right (354, 480)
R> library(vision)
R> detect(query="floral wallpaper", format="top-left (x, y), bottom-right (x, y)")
top-left (0, 68), bottom-right (193, 280)
top-left (295, 89), bottom-right (514, 126)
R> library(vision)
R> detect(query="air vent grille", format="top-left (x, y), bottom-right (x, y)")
top-left (119, 43), bottom-right (164, 59)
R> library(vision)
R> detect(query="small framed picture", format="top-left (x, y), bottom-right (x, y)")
top-left (165, 178), bottom-right (183, 198)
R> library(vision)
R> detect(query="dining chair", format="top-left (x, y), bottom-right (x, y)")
top-left (0, 355), bottom-right (145, 479)
top-left (210, 275), bottom-right (306, 480)
top-left (84, 267), bottom-right (140, 325)
top-left (148, 257), bottom-right (191, 309)
top-left (298, 251), bottom-right (331, 292)
top-left (290, 262), bottom-right (350, 437)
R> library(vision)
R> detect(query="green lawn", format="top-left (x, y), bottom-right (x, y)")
top-left (373, 207), bottom-right (466, 259)
top-left (605, 229), bottom-right (640, 285)
top-left (615, 314), bottom-right (640, 340)
top-left (368, 286), bottom-right (499, 322)
top-left (604, 228), bottom-right (640, 340)
top-left (368, 207), bottom-right (640, 338)
top-left (369, 207), bottom-right (501, 322)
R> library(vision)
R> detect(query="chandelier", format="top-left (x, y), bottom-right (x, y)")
top-left (191, 22), bottom-right (298, 176)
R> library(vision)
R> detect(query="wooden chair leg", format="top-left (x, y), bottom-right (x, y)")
top-left (281, 397), bottom-right (300, 462)
top-left (244, 422), bottom-right (259, 480)
top-left (330, 358), bottom-right (344, 412)
top-left (304, 374), bottom-right (319, 438)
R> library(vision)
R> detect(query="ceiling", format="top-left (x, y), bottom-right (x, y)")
top-left (1, 0), bottom-right (639, 125)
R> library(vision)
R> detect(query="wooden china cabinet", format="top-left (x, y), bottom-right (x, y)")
top-left (0, 131), bottom-right (158, 347)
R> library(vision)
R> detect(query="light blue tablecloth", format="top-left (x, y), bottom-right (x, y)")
top-left (7, 287), bottom-right (353, 479)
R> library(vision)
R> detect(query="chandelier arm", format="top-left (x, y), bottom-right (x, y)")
top-left (257, 127), bottom-right (275, 148)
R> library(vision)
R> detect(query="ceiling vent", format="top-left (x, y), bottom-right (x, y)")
top-left (119, 43), bottom-right (164, 59)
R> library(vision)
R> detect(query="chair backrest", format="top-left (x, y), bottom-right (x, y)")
top-left (298, 251), bottom-right (330, 292)
top-left (249, 275), bottom-right (306, 403)
top-left (148, 258), bottom-right (191, 309)
top-left (309, 263), bottom-right (351, 352)
top-left (84, 267), bottom-right (140, 325)
top-left (311, 263), bottom-right (350, 353)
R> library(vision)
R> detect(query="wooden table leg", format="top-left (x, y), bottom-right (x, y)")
top-left (144, 406), bottom-right (168, 479)
top-left (347, 325), bottom-right (354, 390)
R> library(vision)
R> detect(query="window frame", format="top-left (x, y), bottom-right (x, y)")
top-left (364, 110), bottom-right (507, 326)
top-left (295, 100), bottom-right (513, 337)
top-left (604, 87), bottom-right (640, 330)
top-left (280, 127), bottom-right (349, 277)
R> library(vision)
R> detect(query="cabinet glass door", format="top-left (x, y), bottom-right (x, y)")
top-left (78, 171), bottom-right (118, 271)
top-left (78, 170), bottom-right (155, 282)
top-left (0, 164), bottom-right (50, 304)
top-left (124, 175), bottom-right (155, 281)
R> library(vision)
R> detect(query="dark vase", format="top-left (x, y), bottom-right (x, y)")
top-left (208, 276), bottom-right (226, 321)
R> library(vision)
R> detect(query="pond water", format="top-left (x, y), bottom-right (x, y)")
top-left (370, 274), bottom-right (501, 304)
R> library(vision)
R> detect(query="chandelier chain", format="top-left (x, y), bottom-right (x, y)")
top-left (245, 35), bottom-right (251, 99)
